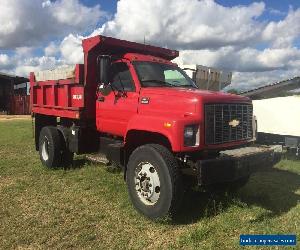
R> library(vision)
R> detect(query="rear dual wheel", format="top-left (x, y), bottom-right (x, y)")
top-left (39, 126), bottom-right (73, 168)
top-left (126, 144), bottom-right (183, 219)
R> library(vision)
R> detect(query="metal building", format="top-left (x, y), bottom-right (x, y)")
top-left (0, 72), bottom-right (30, 115)
top-left (240, 76), bottom-right (300, 100)
top-left (240, 76), bottom-right (300, 148)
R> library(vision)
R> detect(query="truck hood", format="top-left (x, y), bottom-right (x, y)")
top-left (140, 87), bottom-right (250, 103)
top-left (138, 87), bottom-right (251, 119)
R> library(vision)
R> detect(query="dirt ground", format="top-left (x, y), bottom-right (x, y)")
top-left (0, 115), bottom-right (31, 121)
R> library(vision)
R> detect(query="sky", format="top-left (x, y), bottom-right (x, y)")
top-left (0, 0), bottom-right (300, 91)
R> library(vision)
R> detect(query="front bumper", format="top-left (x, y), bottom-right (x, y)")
top-left (196, 146), bottom-right (275, 186)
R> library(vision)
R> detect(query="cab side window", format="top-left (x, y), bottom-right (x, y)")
top-left (110, 63), bottom-right (135, 92)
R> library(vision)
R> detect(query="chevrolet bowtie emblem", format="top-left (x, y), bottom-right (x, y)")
top-left (229, 119), bottom-right (240, 127)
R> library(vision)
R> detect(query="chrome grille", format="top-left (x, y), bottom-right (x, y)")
top-left (205, 103), bottom-right (253, 145)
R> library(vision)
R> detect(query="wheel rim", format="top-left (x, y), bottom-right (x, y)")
top-left (134, 162), bottom-right (161, 205)
top-left (41, 136), bottom-right (49, 161)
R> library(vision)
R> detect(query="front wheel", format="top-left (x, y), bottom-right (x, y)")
top-left (126, 144), bottom-right (183, 219)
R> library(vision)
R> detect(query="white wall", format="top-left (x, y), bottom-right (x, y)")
top-left (253, 95), bottom-right (300, 136)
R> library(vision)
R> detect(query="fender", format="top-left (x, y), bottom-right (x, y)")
top-left (57, 125), bottom-right (70, 145)
top-left (125, 114), bottom-right (183, 152)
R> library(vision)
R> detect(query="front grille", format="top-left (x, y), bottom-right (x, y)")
top-left (205, 103), bottom-right (253, 145)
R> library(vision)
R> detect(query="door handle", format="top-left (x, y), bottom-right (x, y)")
top-left (98, 96), bottom-right (105, 102)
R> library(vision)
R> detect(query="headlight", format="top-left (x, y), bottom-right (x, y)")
top-left (184, 125), bottom-right (200, 147)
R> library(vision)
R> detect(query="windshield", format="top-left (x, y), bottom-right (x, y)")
top-left (134, 61), bottom-right (197, 88)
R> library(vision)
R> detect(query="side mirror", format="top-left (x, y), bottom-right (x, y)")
top-left (98, 84), bottom-right (112, 96)
top-left (98, 55), bottom-right (111, 86)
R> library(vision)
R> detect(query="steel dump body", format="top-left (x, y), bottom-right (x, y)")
top-left (30, 36), bottom-right (179, 120)
top-left (30, 64), bottom-right (85, 119)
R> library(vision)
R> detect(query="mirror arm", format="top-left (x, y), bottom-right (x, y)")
top-left (110, 83), bottom-right (118, 97)
top-left (117, 74), bottom-right (126, 95)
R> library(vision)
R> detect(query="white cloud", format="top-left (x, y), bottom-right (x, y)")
top-left (15, 47), bottom-right (35, 57)
top-left (175, 45), bottom-right (300, 90)
top-left (49, 0), bottom-right (104, 29)
top-left (53, 0), bottom-right (268, 66)
top-left (0, 51), bottom-right (65, 77)
top-left (257, 47), bottom-right (300, 68)
top-left (0, 0), bottom-right (105, 49)
top-left (60, 34), bottom-right (84, 64)
top-left (42, 0), bottom-right (51, 8)
top-left (100, 0), bottom-right (265, 49)
top-left (262, 8), bottom-right (300, 48)
top-left (175, 46), bottom-right (300, 73)
top-left (0, 54), bottom-right (9, 64)
top-left (45, 42), bottom-right (59, 57)
top-left (230, 68), bottom-right (300, 91)
top-left (15, 56), bottom-right (63, 76)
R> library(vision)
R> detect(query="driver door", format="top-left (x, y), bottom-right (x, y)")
top-left (96, 61), bottom-right (139, 137)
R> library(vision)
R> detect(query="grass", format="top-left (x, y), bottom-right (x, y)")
top-left (0, 119), bottom-right (299, 249)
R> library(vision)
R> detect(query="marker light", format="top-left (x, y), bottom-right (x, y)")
top-left (164, 122), bottom-right (172, 128)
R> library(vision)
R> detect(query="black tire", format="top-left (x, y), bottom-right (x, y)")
top-left (39, 126), bottom-right (63, 168)
top-left (61, 148), bottom-right (74, 168)
top-left (126, 144), bottom-right (183, 219)
top-left (59, 133), bottom-right (74, 168)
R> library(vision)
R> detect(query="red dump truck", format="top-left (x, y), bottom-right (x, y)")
top-left (30, 35), bottom-right (274, 219)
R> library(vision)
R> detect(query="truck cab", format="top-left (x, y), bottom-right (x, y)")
top-left (30, 35), bottom-right (274, 219)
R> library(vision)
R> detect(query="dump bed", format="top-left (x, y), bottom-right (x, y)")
top-left (30, 35), bottom-right (179, 120)
top-left (30, 64), bottom-right (85, 119)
